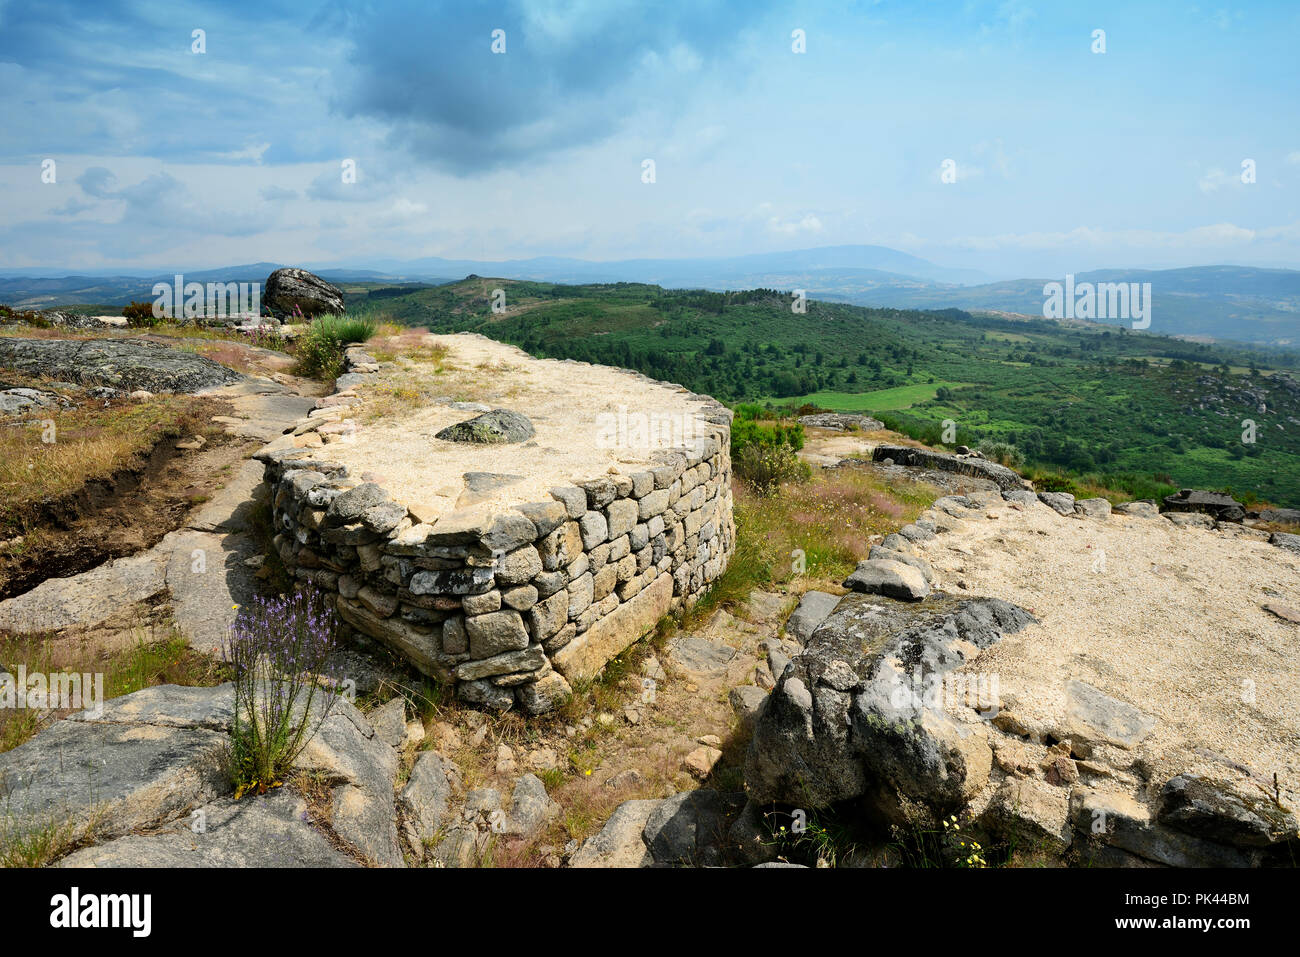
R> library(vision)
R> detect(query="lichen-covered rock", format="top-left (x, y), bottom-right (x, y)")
top-left (571, 799), bottom-right (659, 867)
top-left (783, 590), bottom-right (841, 644)
top-left (400, 751), bottom-right (458, 848)
top-left (641, 790), bottom-right (746, 867)
top-left (1037, 491), bottom-right (1076, 516)
top-left (435, 409), bottom-right (536, 444)
top-left (0, 386), bottom-right (71, 416)
top-left (1158, 774), bottom-right (1299, 849)
top-left (872, 444), bottom-right (1030, 492)
top-left (0, 338), bottom-right (241, 393)
top-left (1074, 497), bottom-right (1112, 519)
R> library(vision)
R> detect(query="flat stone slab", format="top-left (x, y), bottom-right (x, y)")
top-left (668, 635), bottom-right (738, 675)
top-left (164, 529), bottom-right (262, 654)
top-left (68, 683), bottom-right (235, 731)
top-left (0, 717), bottom-right (229, 843)
top-left (783, 591), bottom-right (842, 644)
top-left (1064, 679), bottom-right (1158, 749)
top-left (0, 549), bottom-right (166, 634)
top-left (58, 788), bottom-right (356, 868)
top-left (216, 391), bottom-right (318, 441)
top-left (187, 458), bottom-right (269, 534)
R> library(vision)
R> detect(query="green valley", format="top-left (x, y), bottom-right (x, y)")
top-left (345, 277), bottom-right (1300, 506)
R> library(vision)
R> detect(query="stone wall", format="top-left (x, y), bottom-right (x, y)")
top-left (257, 342), bottom-right (735, 714)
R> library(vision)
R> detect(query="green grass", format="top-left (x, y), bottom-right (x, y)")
top-left (0, 630), bottom-right (225, 754)
top-left (773, 381), bottom-right (971, 412)
top-left (293, 313), bottom-right (379, 379)
top-left (0, 813), bottom-right (84, 868)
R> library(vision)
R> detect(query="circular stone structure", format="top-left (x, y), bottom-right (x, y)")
top-left (257, 333), bottom-right (735, 714)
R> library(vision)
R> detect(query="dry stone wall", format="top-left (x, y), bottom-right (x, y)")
top-left (257, 341), bottom-right (735, 714)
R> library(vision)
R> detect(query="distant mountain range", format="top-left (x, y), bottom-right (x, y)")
top-left (1, 246), bottom-right (1297, 348)
top-left (820, 265), bottom-right (1300, 347)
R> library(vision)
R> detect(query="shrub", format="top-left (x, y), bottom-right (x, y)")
top-left (293, 313), bottom-right (376, 379)
top-left (734, 442), bottom-right (810, 494)
top-left (1031, 472), bottom-right (1079, 495)
top-left (978, 441), bottom-right (1023, 468)
top-left (311, 313), bottom-right (378, 345)
top-left (732, 402), bottom-right (766, 422)
top-left (223, 590), bottom-right (343, 796)
top-left (731, 418), bottom-right (805, 458)
top-left (123, 300), bottom-right (161, 327)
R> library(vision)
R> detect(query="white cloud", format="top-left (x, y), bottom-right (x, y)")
top-left (1197, 167), bottom-right (1238, 192)
top-left (766, 213), bottom-right (823, 236)
top-left (215, 142), bottom-right (271, 164)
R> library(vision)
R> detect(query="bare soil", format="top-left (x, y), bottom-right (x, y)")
top-left (0, 407), bottom-right (260, 601)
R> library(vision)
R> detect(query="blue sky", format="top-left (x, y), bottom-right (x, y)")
top-left (1, 0), bottom-right (1298, 277)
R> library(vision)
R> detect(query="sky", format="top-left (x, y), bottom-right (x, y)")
top-left (1, 0), bottom-right (1298, 278)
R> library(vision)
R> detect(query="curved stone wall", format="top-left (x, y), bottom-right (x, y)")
top-left (256, 336), bottom-right (735, 714)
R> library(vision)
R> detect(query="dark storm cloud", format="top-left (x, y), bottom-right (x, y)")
top-left (334, 0), bottom-right (775, 174)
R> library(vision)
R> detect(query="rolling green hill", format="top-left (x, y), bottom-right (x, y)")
top-left (345, 278), bottom-right (1300, 506)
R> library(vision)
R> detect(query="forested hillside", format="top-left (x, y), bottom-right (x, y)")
top-left (344, 278), bottom-right (1300, 505)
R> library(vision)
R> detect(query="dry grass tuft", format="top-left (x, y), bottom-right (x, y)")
top-left (0, 388), bottom-right (218, 530)
top-left (0, 625), bottom-right (227, 754)
top-left (0, 387), bottom-right (218, 530)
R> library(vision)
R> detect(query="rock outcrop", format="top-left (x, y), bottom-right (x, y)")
top-left (2, 681), bottom-right (563, 868)
top-left (263, 267), bottom-right (345, 318)
top-left (745, 592), bottom-right (1036, 809)
top-left (1162, 488), bottom-right (1246, 523)
top-left (0, 338), bottom-right (241, 393)
top-left (799, 412), bottom-right (883, 431)
top-left (871, 444), bottom-right (1031, 492)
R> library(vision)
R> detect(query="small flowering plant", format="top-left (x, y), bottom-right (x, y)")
top-left (223, 589), bottom-right (343, 797)
top-left (943, 814), bottom-right (988, 868)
